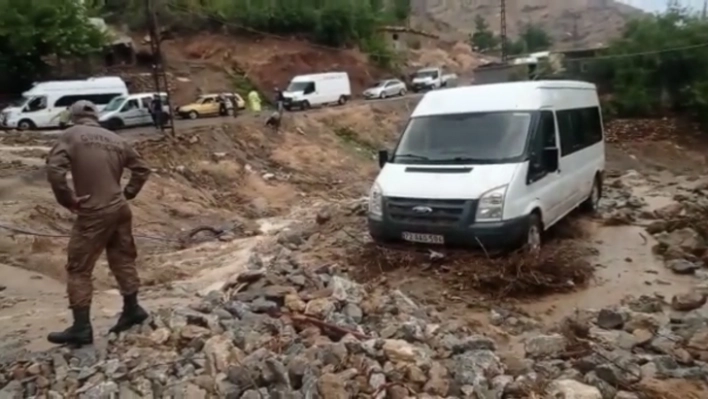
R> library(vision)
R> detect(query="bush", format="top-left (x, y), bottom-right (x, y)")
top-left (591, 7), bottom-right (708, 124)
top-left (97, 0), bottom-right (408, 68)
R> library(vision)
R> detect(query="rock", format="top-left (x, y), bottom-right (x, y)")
top-left (657, 228), bottom-right (705, 253)
top-left (317, 373), bottom-right (348, 399)
top-left (330, 276), bottom-right (364, 304)
top-left (442, 334), bottom-right (496, 354)
top-left (615, 391), bottom-right (640, 399)
top-left (285, 294), bottom-right (306, 313)
top-left (524, 334), bottom-right (567, 359)
top-left (546, 379), bottom-right (602, 399)
top-left (184, 383), bottom-right (208, 398)
top-left (203, 334), bottom-right (245, 374)
top-left (654, 203), bottom-right (683, 219)
top-left (596, 308), bottom-right (624, 329)
top-left (383, 339), bottom-right (429, 364)
top-left (305, 298), bottom-right (335, 318)
top-left (665, 259), bottom-right (699, 275)
top-left (671, 291), bottom-right (707, 311)
top-left (423, 361), bottom-right (449, 396)
top-left (632, 329), bottom-right (654, 346)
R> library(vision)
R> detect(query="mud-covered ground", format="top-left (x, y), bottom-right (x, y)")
top-left (1, 104), bottom-right (708, 397)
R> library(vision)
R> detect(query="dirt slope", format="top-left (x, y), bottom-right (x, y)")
top-left (416, 0), bottom-right (643, 48)
top-left (0, 99), bottom-right (414, 291)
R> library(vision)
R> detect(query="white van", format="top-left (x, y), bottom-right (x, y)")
top-left (283, 72), bottom-right (351, 110)
top-left (368, 80), bottom-right (605, 251)
top-left (1, 77), bottom-right (128, 130)
top-left (99, 92), bottom-right (169, 129)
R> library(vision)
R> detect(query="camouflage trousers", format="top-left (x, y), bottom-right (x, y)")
top-left (65, 204), bottom-right (140, 308)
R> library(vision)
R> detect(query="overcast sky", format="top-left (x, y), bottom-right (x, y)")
top-left (619, 0), bottom-right (703, 12)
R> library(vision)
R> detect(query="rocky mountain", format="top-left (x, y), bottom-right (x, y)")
top-left (411, 0), bottom-right (645, 49)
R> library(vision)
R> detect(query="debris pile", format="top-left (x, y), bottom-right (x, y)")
top-left (604, 117), bottom-right (695, 144)
top-left (0, 229), bottom-right (707, 398)
top-left (350, 240), bottom-right (594, 299)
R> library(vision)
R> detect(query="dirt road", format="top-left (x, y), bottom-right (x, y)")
top-left (1, 92), bottom-right (425, 139)
top-left (1, 101), bottom-right (707, 398)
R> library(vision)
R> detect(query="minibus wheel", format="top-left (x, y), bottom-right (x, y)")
top-left (17, 119), bottom-right (35, 131)
top-left (525, 213), bottom-right (542, 253)
top-left (338, 96), bottom-right (347, 105)
top-left (581, 177), bottom-right (602, 213)
top-left (107, 118), bottom-right (123, 130)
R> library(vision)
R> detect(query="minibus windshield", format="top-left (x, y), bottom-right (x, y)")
top-left (7, 97), bottom-right (29, 108)
top-left (392, 111), bottom-right (533, 164)
top-left (287, 81), bottom-right (310, 92)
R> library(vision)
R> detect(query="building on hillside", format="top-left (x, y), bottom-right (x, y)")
top-left (377, 26), bottom-right (439, 51)
top-left (556, 46), bottom-right (608, 77)
top-left (472, 46), bottom-right (609, 85)
top-left (89, 18), bottom-right (136, 66)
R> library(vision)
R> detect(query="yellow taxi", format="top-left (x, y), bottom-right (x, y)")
top-left (176, 93), bottom-right (245, 119)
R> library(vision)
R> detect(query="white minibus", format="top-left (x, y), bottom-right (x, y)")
top-left (368, 80), bottom-right (605, 251)
top-left (1, 77), bottom-right (128, 130)
top-left (283, 72), bottom-right (351, 110)
top-left (99, 92), bottom-right (169, 129)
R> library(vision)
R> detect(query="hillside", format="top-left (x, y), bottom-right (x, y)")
top-left (414, 0), bottom-right (644, 49)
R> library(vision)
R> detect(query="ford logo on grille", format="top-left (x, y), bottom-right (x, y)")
top-left (412, 206), bottom-right (433, 213)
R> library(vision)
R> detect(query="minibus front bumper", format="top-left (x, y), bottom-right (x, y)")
top-left (367, 196), bottom-right (530, 248)
top-left (368, 216), bottom-right (528, 248)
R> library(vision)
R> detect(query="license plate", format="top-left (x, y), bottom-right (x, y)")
top-left (402, 232), bottom-right (444, 244)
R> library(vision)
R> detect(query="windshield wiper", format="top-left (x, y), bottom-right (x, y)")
top-left (395, 153), bottom-right (431, 160)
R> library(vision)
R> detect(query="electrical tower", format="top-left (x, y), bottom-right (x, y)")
top-left (145, 0), bottom-right (175, 137)
top-left (500, 0), bottom-right (507, 61)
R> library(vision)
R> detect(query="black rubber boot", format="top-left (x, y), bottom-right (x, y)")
top-left (47, 307), bottom-right (93, 346)
top-left (109, 293), bottom-right (149, 334)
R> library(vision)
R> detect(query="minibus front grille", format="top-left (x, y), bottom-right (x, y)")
top-left (385, 197), bottom-right (471, 225)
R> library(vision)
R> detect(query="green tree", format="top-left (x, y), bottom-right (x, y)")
top-left (91, 0), bottom-right (400, 69)
top-left (592, 8), bottom-right (708, 122)
top-left (0, 0), bottom-right (106, 94)
top-left (519, 23), bottom-right (552, 53)
top-left (471, 15), bottom-right (499, 52)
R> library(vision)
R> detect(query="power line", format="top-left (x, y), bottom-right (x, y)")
top-left (164, 1), bottom-right (708, 66)
top-left (475, 42), bottom-right (708, 72)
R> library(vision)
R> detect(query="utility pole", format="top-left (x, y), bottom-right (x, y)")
top-left (570, 11), bottom-right (581, 48)
top-left (145, 0), bottom-right (175, 137)
top-left (500, 0), bottom-right (507, 62)
top-left (703, 0), bottom-right (707, 19)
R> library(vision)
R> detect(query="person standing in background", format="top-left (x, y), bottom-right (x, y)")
top-left (248, 90), bottom-right (261, 113)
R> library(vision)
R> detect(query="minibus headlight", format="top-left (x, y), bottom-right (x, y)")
top-left (475, 185), bottom-right (507, 222)
top-left (368, 182), bottom-right (383, 219)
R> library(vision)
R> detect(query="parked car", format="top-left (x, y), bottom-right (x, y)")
top-left (410, 67), bottom-right (457, 92)
top-left (176, 93), bottom-right (245, 119)
top-left (99, 92), bottom-right (169, 130)
top-left (363, 79), bottom-right (407, 99)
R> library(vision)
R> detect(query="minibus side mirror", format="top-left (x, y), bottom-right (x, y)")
top-left (543, 148), bottom-right (559, 172)
top-left (378, 150), bottom-right (389, 168)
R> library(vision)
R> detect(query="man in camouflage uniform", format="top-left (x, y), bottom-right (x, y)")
top-left (45, 100), bottom-right (152, 346)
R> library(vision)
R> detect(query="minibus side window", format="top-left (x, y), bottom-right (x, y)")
top-left (557, 107), bottom-right (602, 157)
top-left (25, 96), bottom-right (47, 112)
top-left (304, 82), bottom-right (315, 94)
